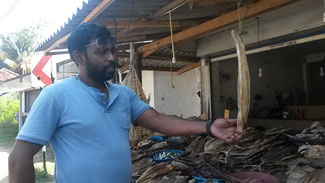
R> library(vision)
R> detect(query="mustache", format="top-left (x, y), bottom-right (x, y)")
top-left (104, 61), bottom-right (117, 68)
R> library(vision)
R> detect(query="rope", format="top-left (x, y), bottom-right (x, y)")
top-left (169, 12), bottom-right (175, 88)
top-left (257, 17), bottom-right (260, 49)
top-left (256, 17), bottom-right (261, 57)
top-left (114, 19), bottom-right (118, 42)
top-left (126, 0), bottom-right (135, 41)
top-left (113, 19), bottom-right (119, 83)
top-left (236, 0), bottom-right (248, 35)
top-left (169, 12), bottom-right (176, 63)
top-left (128, 42), bottom-right (134, 69)
top-left (237, 0), bottom-right (243, 34)
top-left (170, 58), bottom-right (175, 88)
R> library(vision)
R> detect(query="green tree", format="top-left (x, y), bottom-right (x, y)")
top-left (0, 24), bottom-right (42, 74)
top-left (0, 95), bottom-right (19, 124)
top-left (0, 51), bottom-right (4, 68)
top-left (0, 51), bottom-right (4, 60)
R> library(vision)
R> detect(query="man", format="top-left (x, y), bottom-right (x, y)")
top-left (9, 23), bottom-right (241, 183)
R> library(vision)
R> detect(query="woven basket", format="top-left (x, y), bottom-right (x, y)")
top-left (122, 66), bottom-right (152, 146)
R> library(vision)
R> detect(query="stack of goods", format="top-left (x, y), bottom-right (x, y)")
top-left (131, 125), bottom-right (305, 183)
top-left (122, 65), bottom-right (151, 146)
top-left (286, 122), bottom-right (325, 183)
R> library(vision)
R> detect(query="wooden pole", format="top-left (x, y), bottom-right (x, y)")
top-left (130, 42), bottom-right (143, 83)
top-left (18, 91), bottom-right (23, 130)
top-left (200, 58), bottom-right (211, 120)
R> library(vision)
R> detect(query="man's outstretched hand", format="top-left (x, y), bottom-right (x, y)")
top-left (210, 118), bottom-right (242, 143)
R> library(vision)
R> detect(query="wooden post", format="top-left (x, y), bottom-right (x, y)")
top-left (200, 58), bottom-right (211, 120)
top-left (211, 62), bottom-right (224, 119)
top-left (130, 42), bottom-right (143, 83)
top-left (18, 91), bottom-right (23, 130)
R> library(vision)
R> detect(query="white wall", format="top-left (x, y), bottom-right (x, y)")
top-left (0, 75), bottom-right (32, 95)
top-left (151, 68), bottom-right (201, 118)
top-left (196, 0), bottom-right (325, 57)
top-left (142, 71), bottom-right (155, 107)
top-left (57, 61), bottom-right (78, 80)
top-left (25, 89), bottom-right (41, 112)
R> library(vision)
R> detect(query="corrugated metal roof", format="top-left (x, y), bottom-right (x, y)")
top-left (36, 0), bottom-right (251, 52)
top-left (0, 68), bottom-right (19, 81)
top-left (36, 0), bottom-right (102, 51)
top-left (36, 0), bottom-right (256, 70)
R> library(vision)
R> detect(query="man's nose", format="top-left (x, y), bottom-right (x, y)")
top-left (105, 51), bottom-right (116, 61)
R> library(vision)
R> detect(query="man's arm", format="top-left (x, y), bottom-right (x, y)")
top-left (135, 108), bottom-right (241, 142)
top-left (9, 140), bottom-right (43, 183)
top-left (136, 108), bottom-right (207, 136)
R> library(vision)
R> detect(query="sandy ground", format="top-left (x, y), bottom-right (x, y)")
top-left (0, 147), bottom-right (11, 183)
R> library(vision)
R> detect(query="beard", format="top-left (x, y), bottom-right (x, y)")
top-left (85, 57), bottom-right (117, 82)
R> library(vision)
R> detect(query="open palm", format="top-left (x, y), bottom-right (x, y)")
top-left (210, 118), bottom-right (242, 142)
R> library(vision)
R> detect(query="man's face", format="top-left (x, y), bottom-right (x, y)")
top-left (84, 37), bottom-right (117, 82)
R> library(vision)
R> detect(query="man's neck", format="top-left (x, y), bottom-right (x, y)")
top-left (78, 74), bottom-right (107, 93)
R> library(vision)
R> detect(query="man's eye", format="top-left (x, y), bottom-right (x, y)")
top-left (97, 51), bottom-right (106, 55)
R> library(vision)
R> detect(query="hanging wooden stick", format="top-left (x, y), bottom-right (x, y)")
top-left (231, 30), bottom-right (250, 133)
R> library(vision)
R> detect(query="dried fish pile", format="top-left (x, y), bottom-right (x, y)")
top-left (286, 122), bottom-right (325, 183)
top-left (202, 127), bottom-right (298, 182)
top-left (131, 126), bottom-right (303, 183)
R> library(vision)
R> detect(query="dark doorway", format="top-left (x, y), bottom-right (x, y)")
top-left (308, 61), bottom-right (325, 105)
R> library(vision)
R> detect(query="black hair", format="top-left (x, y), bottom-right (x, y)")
top-left (67, 22), bottom-right (111, 66)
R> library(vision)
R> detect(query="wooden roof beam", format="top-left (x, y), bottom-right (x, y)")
top-left (119, 63), bottom-right (129, 73)
top-left (138, 0), bottom-right (300, 57)
top-left (142, 66), bottom-right (178, 72)
top-left (116, 0), bottom-right (189, 38)
top-left (119, 64), bottom-right (179, 72)
top-left (149, 0), bottom-right (189, 20)
top-left (177, 61), bottom-right (200, 75)
top-left (45, 0), bottom-right (116, 53)
top-left (189, 0), bottom-right (255, 9)
top-left (105, 21), bottom-right (184, 28)
top-left (117, 36), bottom-right (147, 43)
top-left (116, 52), bottom-right (198, 63)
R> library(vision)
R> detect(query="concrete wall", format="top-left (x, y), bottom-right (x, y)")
top-left (151, 68), bottom-right (201, 118)
top-left (0, 75), bottom-right (32, 95)
top-left (211, 52), bottom-right (305, 118)
top-left (196, 0), bottom-right (325, 57)
top-left (25, 89), bottom-right (41, 112)
top-left (142, 71), bottom-right (155, 107)
top-left (57, 60), bottom-right (78, 80)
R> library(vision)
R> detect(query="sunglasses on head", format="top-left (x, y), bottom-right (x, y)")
top-left (85, 37), bottom-right (117, 50)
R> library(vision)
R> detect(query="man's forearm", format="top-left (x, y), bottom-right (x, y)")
top-left (9, 152), bottom-right (35, 183)
top-left (137, 109), bottom-right (241, 142)
top-left (152, 114), bottom-right (207, 136)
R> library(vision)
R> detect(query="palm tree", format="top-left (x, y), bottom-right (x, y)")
top-left (0, 26), bottom-right (38, 75)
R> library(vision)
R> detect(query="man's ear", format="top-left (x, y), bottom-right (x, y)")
top-left (73, 50), bottom-right (86, 66)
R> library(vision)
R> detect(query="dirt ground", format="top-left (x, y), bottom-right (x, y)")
top-left (0, 145), bottom-right (55, 183)
top-left (0, 147), bottom-right (11, 183)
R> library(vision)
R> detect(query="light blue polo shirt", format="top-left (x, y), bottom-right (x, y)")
top-left (16, 76), bottom-right (151, 183)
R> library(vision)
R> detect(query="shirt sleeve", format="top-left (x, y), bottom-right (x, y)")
top-left (16, 89), bottom-right (60, 145)
top-left (128, 89), bottom-right (152, 125)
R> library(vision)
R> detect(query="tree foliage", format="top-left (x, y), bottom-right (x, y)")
top-left (0, 95), bottom-right (19, 124)
top-left (0, 25), bottom-right (42, 74)
top-left (0, 51), bottom-right (4, 68)
top-left (0, 51), bottom-right (4, 60)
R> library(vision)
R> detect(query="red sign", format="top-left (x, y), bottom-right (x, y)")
top-left (32, 55), bottom-right (52, 86)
